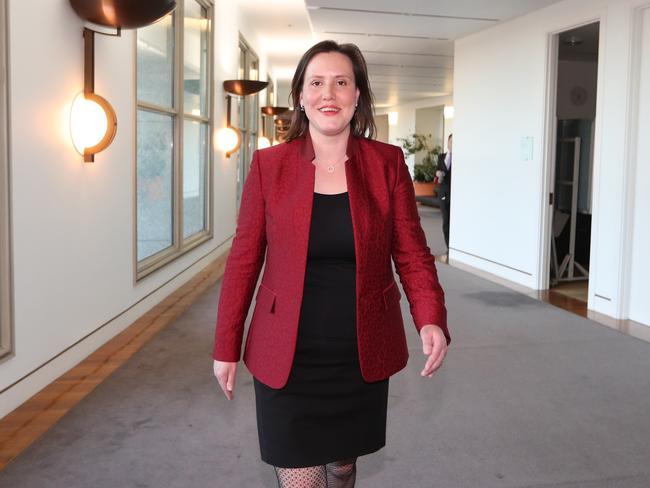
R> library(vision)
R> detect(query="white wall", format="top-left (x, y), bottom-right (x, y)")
top-left (452, 0), bottom-right (650, 323)
top-left (0, 0), bottom-right (267, 418)
top-left (628, 7), bottom-right (650, 325)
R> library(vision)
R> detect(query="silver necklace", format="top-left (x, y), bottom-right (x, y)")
top-left (315, 157), bottom-right (347, 173)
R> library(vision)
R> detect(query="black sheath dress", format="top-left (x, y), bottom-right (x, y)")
top-left (253, 191), bottom-right (389, 468)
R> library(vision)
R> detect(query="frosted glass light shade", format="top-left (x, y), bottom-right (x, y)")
top-left (217, 126), bottom-right (241, 156)
top-left (70, 92), bottom-right (117, 162)
top-left (257, 136), bottom-right (271, 149)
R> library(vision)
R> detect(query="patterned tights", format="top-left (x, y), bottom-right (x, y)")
top-left (273, 458), bottom-right (357, 488)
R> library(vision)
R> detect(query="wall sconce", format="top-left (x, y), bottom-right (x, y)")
top-left (220, 79), bottom-right (269, 158)
top-left (68, 0), bottom-right (176, 162)
top-left (257, 136), bottom-right (271, 149)
top-left (261, 106), bottom-right (289, 116)
top-left (217, 94), bottom-right (241, 158)
top-left (258, 106), bottom-right (288, 149)
top-left (274, 111), bottom-right (292, 141)
top-left (70, 28), bottom-right (118, 162)
top-left (444, 106), bottom-right (455, 119)
top-left (388, 111), bottom-right (398, 126)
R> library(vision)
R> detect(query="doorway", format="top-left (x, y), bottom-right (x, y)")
top-left (548, 22), bottom-right (600, 305)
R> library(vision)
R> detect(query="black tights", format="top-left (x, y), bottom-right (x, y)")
top-left (273, 458), bottom-right (357, 488)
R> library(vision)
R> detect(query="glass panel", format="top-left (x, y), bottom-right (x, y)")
top-left (247, 59), bottom-right (258, 132)
top-left (238, 45), bottom-right (245, 80)
top-left (249, 93), bottom-right (259, 135)
top-left (247, 132), bottom-right (256, 173)
top-left (236, 45), bottom-right (246, 130)
top-left (236, 131), bottom-right (246, 211)
top-left (137, 110), bottom-right (174, 261)
top-left (183, 119), bottom-right (207, 238)
top-left (249, 58), bottom-right (259, 81)
top-left (137, 13), bottom-right (174, 108)
top-left (183, 0), bottom-right (208, 117)
top-left (267, 76), bottom-right (275, 106)
top-left (234, 95), bottom-right (245, 130)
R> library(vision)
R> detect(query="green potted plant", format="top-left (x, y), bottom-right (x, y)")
top-left (397, 133), bottom-right (442, 196)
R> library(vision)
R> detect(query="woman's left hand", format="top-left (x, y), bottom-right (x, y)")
top-left (419, 324), bottom-right (448, 377)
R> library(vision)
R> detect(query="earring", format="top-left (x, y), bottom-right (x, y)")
top-left (300, 104), bottom-right (305, 112)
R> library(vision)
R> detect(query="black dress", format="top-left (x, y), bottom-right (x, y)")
top-left (253, 191), bottom-right (389, 468)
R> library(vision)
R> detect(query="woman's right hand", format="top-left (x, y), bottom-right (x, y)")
top-left (213, 360), bottom-right (237, 401)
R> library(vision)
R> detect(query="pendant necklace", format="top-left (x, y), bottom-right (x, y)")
top-left (316, 157), bottom-right (347, 173)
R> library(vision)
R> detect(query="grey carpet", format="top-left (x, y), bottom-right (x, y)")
top-left (2, 207), bottom-right (650, 487)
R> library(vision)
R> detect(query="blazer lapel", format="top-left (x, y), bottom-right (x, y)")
top-left (344, 139), bottom-right (369, 275)
top-left (292, 140), bottom-right (316, 260)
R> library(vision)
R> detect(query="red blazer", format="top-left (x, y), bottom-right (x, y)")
top-left (213, 131), bottom-right (450, 389)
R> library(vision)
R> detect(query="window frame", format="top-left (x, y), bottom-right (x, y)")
top-left (0, 0), bottom-right (13, 362)
top-left (134, 0), bottom-right (215, 281)
top-left (235, 35), bottom-right (260, 211)
top-left (265, 73), bottom-right (275, 142)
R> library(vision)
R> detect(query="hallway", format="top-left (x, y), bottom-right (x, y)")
top-left (1, 207), bottom-right (649, 488)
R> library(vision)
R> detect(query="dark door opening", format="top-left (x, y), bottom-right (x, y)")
top-left (549, 22), bottom-right (600, 306)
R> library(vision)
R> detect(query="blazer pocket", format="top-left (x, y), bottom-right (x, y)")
top-left (382, 281), bottom-right (402, 310)
top-left (256, 282), bottom-right (277, 313)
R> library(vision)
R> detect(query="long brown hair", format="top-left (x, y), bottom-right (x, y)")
top-left (284, 40), bottom-right (376, 142)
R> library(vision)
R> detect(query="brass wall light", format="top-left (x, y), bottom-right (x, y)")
top-left (257, 133), bottom-right (271, 149)
top-left (216, 94), bottom-right (242, 158)
top-left (68, 0), bottom-right (176, 162)
top-left (260, 106), bottom-right (289, 146)
top-left (257, 105), bottom-right (289, 147)
top-left (261, 106), bottom-right (289, 116)
top-left (274, 109), bottom-right (293, 143)
top-left (219, 79), bottom-right (268, 157)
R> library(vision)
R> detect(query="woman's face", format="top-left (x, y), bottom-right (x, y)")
top-left (300, 51), bottom-right (360, 138)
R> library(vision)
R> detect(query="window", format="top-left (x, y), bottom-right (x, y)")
top-left (264, 73), bottom-right (275, 143)
top-left (0, 0), bottom-right (12, 361)
top-left (136, 0), bottom-right (214, 278)
top-left (235, 36), bottom-right (260, 210)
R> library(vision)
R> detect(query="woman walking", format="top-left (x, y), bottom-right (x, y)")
top-left (213, 40), bottom-right (450, 488)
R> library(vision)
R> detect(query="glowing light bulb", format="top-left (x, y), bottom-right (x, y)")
top-left (217, 127), bottom-right (241, 155)
top-left (69, 92), bottom-right (117, 162)
top-left (257, 136), bottom-right (271, 149)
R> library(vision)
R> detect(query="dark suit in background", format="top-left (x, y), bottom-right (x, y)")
top-left (436, 152), bottom-right (452, 248)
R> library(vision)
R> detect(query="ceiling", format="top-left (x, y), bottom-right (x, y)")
top-left (239, 0), bottom-right (566, 108)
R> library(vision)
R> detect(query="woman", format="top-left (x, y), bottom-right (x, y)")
top-left (213, 40), bottom-right (450, 488)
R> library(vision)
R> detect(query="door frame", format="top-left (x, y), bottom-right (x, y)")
top-left (538, 19), bottom-right (602, 292)
top-left (619, 3), bottom-right (650, 319)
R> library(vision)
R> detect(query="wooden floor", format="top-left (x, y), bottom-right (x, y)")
top-left (543, 281), bottom-right (589, 318)
top-left (0, 252), bottom-right (228, 471)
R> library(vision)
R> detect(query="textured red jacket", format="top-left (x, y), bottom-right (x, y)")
top-left (213, 132), bottom-right (449, 388)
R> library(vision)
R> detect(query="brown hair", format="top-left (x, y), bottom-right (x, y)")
top-left (284, 40), bottom-right (376, 142)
